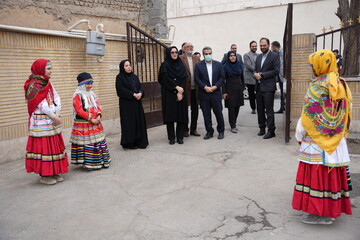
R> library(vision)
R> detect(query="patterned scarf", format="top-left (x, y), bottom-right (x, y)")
top-left (24, 59), bottom-right (54, 115)
top-left (301, 49), bottom-right (352, 154)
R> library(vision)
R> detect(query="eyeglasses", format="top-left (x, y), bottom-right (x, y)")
top-left (170, 51), bottom-right (178, 54)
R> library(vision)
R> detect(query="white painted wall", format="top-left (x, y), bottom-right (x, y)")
top-left (167, 0), bottom-right (340, 60)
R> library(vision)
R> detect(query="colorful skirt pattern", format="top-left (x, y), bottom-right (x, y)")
top-left (71, 139), bottom-right (111, 170)
top-left (292, 161), bottom-right (352, 218)
top-left (26, 133), bottom-right (69, 176)
top-left (70, 119), bottom-right (105, 145)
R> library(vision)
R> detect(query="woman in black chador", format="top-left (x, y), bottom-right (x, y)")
top-left (222, 50), bottom-right (244, 133)
top-left (158, 46), bottom-right (188, 145)
top-left (116, 60), bottom-right (148, 149)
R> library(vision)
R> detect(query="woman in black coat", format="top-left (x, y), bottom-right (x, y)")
top-left (222, 51), bottom-right (244, 133)
top-left (116, 60), bottom-right (148, 149)
top-left (158, 46), bottom-right (188, 145)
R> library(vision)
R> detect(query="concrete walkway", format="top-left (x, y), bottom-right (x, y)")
top-left (1, 98), bottom-right (359, 240)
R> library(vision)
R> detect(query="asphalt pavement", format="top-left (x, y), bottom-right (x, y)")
top-left (1, 97), bottom-right (359, 240)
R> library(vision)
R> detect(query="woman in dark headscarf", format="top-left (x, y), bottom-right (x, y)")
top-left (116, 60), bottom-right (148, 149)
top-left (158, 46), bottom-right (188, 144)
top-left (222, 51), bottom-right (244, 133)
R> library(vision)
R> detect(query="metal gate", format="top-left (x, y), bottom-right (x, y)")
top-left (283, 3), bottom-right (293, 143)
top-left (126, 22), bottom-right (168, 128)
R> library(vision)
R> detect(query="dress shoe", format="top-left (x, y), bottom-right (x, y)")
top-left (183, 131), bottom-right (189, 137)
top-left (203, 132), bottom-right (213, 140)
top-left (190, 131), bottom-right (201, 136)
top-left (263, 131), bottom-right (276, 139)
top-left (177, 139), bottom-right (184, 144)
top-left (251, 110), bottom-right (256, 114)
top-left (218, 132), bottom-right (224, 139)
top-left (231, 128), bottom-right (237, 133)
top-left (169, 139), bottom-right (175, 145)
top-left (258, 129), bottom-right (265, 136)
top-left (275, 109), bottom-right (284, 114)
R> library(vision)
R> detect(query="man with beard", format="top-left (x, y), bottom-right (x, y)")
top-left (243, 40), bottom-right (258, 114)
top-left (180, 42), bottom-right (201, 137)
top-left (254, 38), bottom-right (280, 139)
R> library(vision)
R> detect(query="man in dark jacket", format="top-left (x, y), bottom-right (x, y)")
top-left (254, 38), bottom-right (280, 139)
top-left (195, 46), bottom-right (225, 140)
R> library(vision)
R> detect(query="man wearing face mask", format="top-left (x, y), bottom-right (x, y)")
top-left (194, 46), bottom-right (225, 140)
top-left (179, 42), bottom-right (201, 137)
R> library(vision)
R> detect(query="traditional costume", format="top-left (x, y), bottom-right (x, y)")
top-left (292, 49), bottom-right (352, 224)
top-left (70, 72), bottom-right (111, 169)
top-left (24, 59), bottom-right (68, 184)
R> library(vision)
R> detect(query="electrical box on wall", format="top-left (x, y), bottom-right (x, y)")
top-left (86, 31), bottom-right (105, 56)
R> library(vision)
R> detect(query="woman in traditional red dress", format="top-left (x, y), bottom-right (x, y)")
top-left (70, 72), bottom-right (111, 170)
top-left (24, 59), bottom-right (69, 185)
top-left (292, 49), bottom-right (352, 224)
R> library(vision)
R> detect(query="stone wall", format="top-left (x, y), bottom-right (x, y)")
top-left (0, 0), bottom-right (148, 34)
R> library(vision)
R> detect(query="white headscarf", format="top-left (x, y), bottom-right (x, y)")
top-left (73, 84), bottom-right (98, 119)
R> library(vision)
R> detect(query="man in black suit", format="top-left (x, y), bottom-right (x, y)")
top-left (194, 46), bottom-right (225, 140)
top-left (254, 38), bottom-right (280, 139)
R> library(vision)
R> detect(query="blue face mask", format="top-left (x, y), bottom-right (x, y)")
top-left (204, 54), bottom-right (213, 62)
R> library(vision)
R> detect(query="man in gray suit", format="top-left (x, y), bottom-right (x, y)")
top-left (221, 44), bottom-right (243, 65)
top-left (243, 41), bottom-right (258, 114)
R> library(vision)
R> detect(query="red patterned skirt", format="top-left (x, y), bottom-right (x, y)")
top-left (26, 133), bottom-right (69, 176)
top-left (292, 161), bottom-right (352, 219)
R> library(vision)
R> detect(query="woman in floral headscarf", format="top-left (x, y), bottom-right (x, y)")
top-left (292, 49), bottom-right (352, 225)
top-left (24, 59), bottom-right (69, 185)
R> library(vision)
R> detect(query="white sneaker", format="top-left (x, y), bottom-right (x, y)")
top-left (39, 176), bottom-right (57, 185)
top-left (52, 175), bottom-right (64, 182)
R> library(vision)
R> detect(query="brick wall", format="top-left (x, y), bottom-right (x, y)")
top-left (290, 33), bottom-right (360, 133)
top-left (0, 0), bottom-right (148, 34)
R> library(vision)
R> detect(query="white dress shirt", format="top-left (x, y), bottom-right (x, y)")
top-left (206, 62), bottom-right (213, 86)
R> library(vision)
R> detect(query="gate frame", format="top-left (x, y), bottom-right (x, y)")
top-left (126, 22), bottom-right (168, 128)
top-left (283, 3), bottom-right (293, 143)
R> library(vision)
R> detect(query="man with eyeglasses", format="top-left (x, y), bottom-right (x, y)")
top-left (180, 42), bottom-right (201, 137)
top-left (221, 44), bottom-right (243, 65)
top-left (254, 38), bottom-right (280, 139)
top-left (194, 46), bottom-right (225, 140)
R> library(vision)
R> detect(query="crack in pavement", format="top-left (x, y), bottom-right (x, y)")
top-left (187, 195), bottom-right (276, 240)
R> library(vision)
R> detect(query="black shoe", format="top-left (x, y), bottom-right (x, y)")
top-left (258, 129), bottom-right (265, 136)
top-left (275, 109), bottom-right (284, 114)
top-left (203, 132), bottom-right (213, 140)
top-left (251, 110), bottom-right (256, 114)
top-left (218, 132), bottom-right (224, 139)
top-left (263, 131), bottom-right (276, 139)
top-left (177, 139), bottom-right (184, 144)
top-left (183, 131), bottom-right (189, 137)
top-left (169, 139), bottom-right (175, 145)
